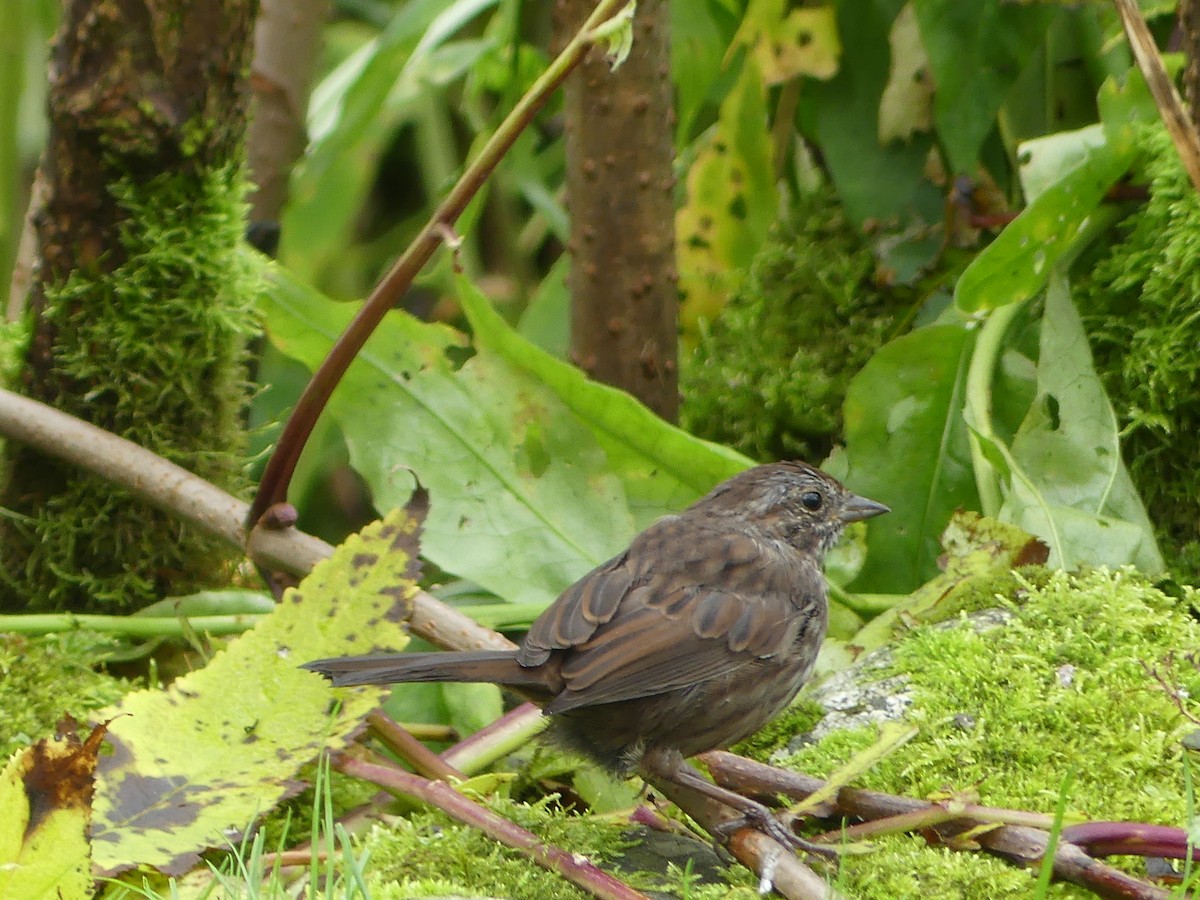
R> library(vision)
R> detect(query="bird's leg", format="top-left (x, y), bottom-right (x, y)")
top-left (639, 748), bottom-right (837, 858)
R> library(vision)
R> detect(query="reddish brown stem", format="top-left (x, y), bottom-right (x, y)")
top-left (367, 709), bottom-right (464, 782)
top-left (248, 0), bottom-right (633, 526)
top-left (333, 752), bottom-right (649, 900)
top-left (701, 752), bottom-right (1170, 900)
top-left (1061, 821), bottom-right (1200, 861)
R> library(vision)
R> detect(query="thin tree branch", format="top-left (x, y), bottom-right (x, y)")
top-left (702, 752), bottom-right (1173, 900)
top-left (333, 752), bottom-right (650, 900)
top-left (644, 776), bottom-right (845, 900)
top-left (248, 0), bottom-right (636, 526)
top-left (0, 386), bottom-right (512, 653)
top-left (1115, 0), bottom-right (1200, 193)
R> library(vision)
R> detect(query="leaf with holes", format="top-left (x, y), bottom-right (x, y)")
top-left (677, 57), bottom-right (775, 337)
top-left (90, 506), bottom-right (422, 875)
top-left (997, 273), bottom-right (1162, 572)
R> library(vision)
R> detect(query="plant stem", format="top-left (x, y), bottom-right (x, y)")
top-left (964, 301), bottom-right (1022, 518)
top-left (333, 752), bottom-right (650, 900)
top-left (248, 0), bottom-right (635, 526)
top-left (0, 386), bottom-right (514, 654)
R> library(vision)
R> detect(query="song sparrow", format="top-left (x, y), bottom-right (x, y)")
top-left (305, 461), bottom-right (888, 847)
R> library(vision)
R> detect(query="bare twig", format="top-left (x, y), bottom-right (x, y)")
top-left (248, 0), bottom-right (636, 526)
top-left (702, 752), bottom-right (1173, 900)
top-left (367, 710), bottom-right (464, 782)
top-left (440, 702), bottom-right (548, 775)
top-left (333, 752), bottom-right (650, 900)
top-left (0, 386), bottom-right (513, 654)
top-left (1114, 0), bottom-right (1200, 193)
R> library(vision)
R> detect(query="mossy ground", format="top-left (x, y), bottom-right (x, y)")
top-left (0, 632), bottom-right (129, 759)
top-left (745, 567), bottom-right (1200, 897)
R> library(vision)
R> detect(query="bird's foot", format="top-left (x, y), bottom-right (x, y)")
top-left (713, 805), bottom-right (838, 859)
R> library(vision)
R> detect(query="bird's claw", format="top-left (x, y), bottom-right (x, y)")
top-left (713, 807), bottom-right (839, 859)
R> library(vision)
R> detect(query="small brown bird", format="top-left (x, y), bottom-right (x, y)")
top-left (304, 462), bottom-right (887, 846)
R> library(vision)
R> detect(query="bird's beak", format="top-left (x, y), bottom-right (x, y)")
top-left (840, 494), bottom-right (890, 523)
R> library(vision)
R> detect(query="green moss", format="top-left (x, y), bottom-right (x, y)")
top-left (1076, 123), bottom-right (1200, 579)
top-left (680, 189), bottom-right (909, 462)
top-left (0, 164), bottom-right (261, 611)
top-left (0, 632), bottom-right (130, 759)
top-left (833, 834), bottom-right (1077, 897)
top-left (780, 568), bottom-right (1200, 897)
top-left (363, 794), bottom-right (637, 900)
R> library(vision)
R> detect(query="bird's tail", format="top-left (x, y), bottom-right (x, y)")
top-left (302, 649), bottom-right (551, 690)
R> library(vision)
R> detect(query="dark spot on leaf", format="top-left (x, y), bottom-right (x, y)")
top-left (21, 724), bottom-right (105, 839)
top-left (1044, 394), bottom-right (1060, 430)
top-left (797, 30), bottom-right (811, 47)
top-left (352, 552), bottom-right (380, 569)
top-left (443, 344), bottom-right (474, 370)
top-left (728, 194), bottom-right (747, 221)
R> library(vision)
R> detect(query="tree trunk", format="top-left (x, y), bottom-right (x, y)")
top-left (0, 0), bottom-right (259, 610)
top-left (556, 0), bottom-right (679, 422)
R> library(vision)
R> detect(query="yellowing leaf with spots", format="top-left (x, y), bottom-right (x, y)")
top-left (0, 723), bottom-right (102, 900)
top-left (729, 0), bottom-right (841, 84)
top-left (90, 504), bottom-right (423, 875)
top-left (677, 59), bottom-right (776, 339)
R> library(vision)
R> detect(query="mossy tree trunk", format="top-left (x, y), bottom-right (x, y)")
top-left (0, 0), bottom-right (260, 611)
top-left (555, 0), bottom-right (679, 422)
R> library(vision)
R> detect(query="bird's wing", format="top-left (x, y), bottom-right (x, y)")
top-left (520, 521), bottom-right (824, 714)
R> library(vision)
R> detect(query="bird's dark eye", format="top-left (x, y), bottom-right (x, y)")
top-left (800, 491), bottom-right (823, 512)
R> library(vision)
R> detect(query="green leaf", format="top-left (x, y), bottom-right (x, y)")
top-left (282, 0), bottom-right (499, 286)
top-left (677, 56), bottom-right (776, 334)
top-left (810, 0), bottom-right (941, 225)
top-left (90, 509), bottom-right (421, 875)
top-left (264, 266), bottom-right (637, 606)
top-left (836, 323), bottom-right (981, 593)
top-left (457, 274), bottom-right (752, 528)
top-left (992, 274), bottom-right (1163, 573)
top-left (850, 510), bottom-right (1048, 652)
top-left (516, 255), bottom-right (570, 358)
top-left (912, 0), bottom-right (1059, 173)
top-left (385, 681), bottom-right (504, 743)
top-left (0, 728), bottom-right (99, 900)
top-left (955, 131), bottom-right (1134, 312)
top-left (672, 0), bottom-right (736, 140)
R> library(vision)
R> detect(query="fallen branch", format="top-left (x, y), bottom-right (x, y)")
top-left (702, 751), bottom-right (1175, 900)
top-left (333, 752), bottom-right (649, 900)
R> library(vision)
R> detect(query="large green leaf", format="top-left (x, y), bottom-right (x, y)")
top-left (677, 57), bottom-right (777, 335)
top-left (836, 323), bottom-right (980, 593)
top-left (984, 274), bottom-right (1163, 573)
top-left (282, 0), bottom-right (499, 288)
top-left (458, 275), bottom-right (751, 529)
top-left (810, 0), bottom-right (940, 225)
top-left (264, 267), bottom-right (636, 606)
top-left (955, 128), bottom-right (1134, 312)
top-left (672, 0), bottom-right (737, 141)
top-left (913, 0), bottom-right (1059, 174)
top-left (90, 509), bottom-right (421, 875)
